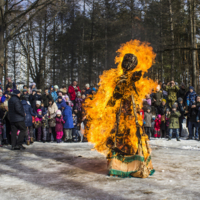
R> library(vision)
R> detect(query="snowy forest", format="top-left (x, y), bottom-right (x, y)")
top-left (0, 0), bottom-right (200, 91)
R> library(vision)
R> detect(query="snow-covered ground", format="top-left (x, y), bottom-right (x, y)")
top-left (1, 139), bottom-right (200, 200)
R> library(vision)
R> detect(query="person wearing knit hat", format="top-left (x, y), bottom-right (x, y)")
top-left (57, 96), bottom-right (65, 110)
top-left (51, 85), bottom-right (59, 102)
top-left (177, 97), bottom-right (183, 103)
top-left (8, 87), bottom-right (26, 150)
top-left (55, 109), bottom-right (65, 143)
top-left (167, 103), bottom-right (181, 141)
top-left (186, 86), bottom-right (197, 107)
top-left (36, 100), bottom-right (41, 106)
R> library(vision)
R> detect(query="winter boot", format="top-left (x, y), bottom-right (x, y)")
top-left (167, 138), bottom-right (171, 141)
top-left (26, 140), bottom-right (30, 146)
top-left (30, 137), bottom-right (34, 144)
top-left (176, 138), bottom-right (181, 141)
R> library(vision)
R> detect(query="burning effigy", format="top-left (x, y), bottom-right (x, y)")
top-left (84, 40), bottom-right (157, 178)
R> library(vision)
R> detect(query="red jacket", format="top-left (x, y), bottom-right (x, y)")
top-left (68, 85), bottom-right (81, 101)
top-left (154, 115), bottom-right (161, 131)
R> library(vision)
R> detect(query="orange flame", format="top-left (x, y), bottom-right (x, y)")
top-left (84, 40), bottom-right (157, 158)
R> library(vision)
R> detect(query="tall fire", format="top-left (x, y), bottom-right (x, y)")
top-left (84, 40), bottom-right (157, 178)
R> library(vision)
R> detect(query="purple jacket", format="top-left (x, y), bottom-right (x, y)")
top-left (75, 97), bottom-right (83, 111)
top-left (55, 117), bottom-right (65, 132)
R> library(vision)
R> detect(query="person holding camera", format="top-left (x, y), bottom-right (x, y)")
top-left (166, 81), bottom-right (180, 108)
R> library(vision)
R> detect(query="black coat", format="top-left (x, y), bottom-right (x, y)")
top-left (8, 94), bottom-right (25, 123)
top-left (42, 94), bottom-right (53, 107)
top-left (29, 94), bottom-right (42, 108)
top-left (158, 104), bottom-right (168, 130)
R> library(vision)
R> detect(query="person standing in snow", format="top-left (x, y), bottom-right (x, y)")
top-left (8, 90), bottom-right (26, 150)
top-left (55, 110), bottom-right (65, 143)
top-left (167, 104), bottom-right (181, 141)
top-left (143, 107), bottom-right (152, 139)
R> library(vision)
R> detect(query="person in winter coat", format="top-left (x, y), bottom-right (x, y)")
top-left (187, 96), bottom-right (200, 140)
top-left (72, 107), bottom-right (79, 142)
top-left (1, 91), bottom-right (11, 103)
top-left (177, 83), bottom-right (186, 105)
top-left (154, 114), bottom-right (161, 138)
top-left (177, 97), bottom-right (186, 137)
top-left (68, 80), bottom-right (81, 102)
top-left (51, 85), bottom-right (59, 102)
top-left (35, 109), bottom-right (43, 141)
top-left (143, 107), bottom-right (152, 139)
top-left (158, 99), bottom-right (169, 138)
top-left (47, 100), bottom-right (58, 142)
top-left (21, 89), bottom-right (29, 101)
top-left (29, 82), bottom-right (37, 94)
top-left (8, 90), bottom-right (26, 150)
top-left (29, 89), bottom-right (36, 108)
top-left (2, 101), bottom-right (11, 145)
top-left (162, 83), bottom-right (168, 101)
top-left (143, 94), bottom-right (151, 106)
top-left (57, 96), bottom-right (65, 110)
top-left (84, 84), bottom-right (92, 96)
top-left (167, 104), bottom-right (181, 141)
top-left (33, 101), bottom-right (46, 117)
top-left (61, 102), bottom-right (74, 142)
top-left (21, 99), bottom-right (35, 145)
top-left (6, 77), bottom-right (16, 90)
top-left (42, 88), bottom-right (53, 110)
top-left (0, 90), bottom-right (3, 103)
top-left (152, 85), bottom-right (163, 113)
top-left (55, 110), bottom-right (65, 143)
top-left (186, 86), bottom-right (197, 107)
top-left (166, 81), bottom-right (180, 108)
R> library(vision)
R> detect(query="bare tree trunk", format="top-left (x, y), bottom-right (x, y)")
top-left (13, 40), bottom-right (16, 83)
top-left (190, 0), bottom-right (197, 90)
top-left (27, 24), bottom-right (30, 86)
top-left (0, 0), bottom-right (4, 82)
top-left (80, 0), bottom-right (85, 87)
top-left (53, 19), bottom-right (56, 85)
top-left (169, 0), bottom-right (175, 81)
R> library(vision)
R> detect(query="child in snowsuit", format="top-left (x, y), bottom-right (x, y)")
top-left (35, 109), bottom-right (43, 141)
top-left (154, 114), bottom-right (161, 138)
top-left (144, 107), bottom-right (152, 140)
top-left (168, 104), bottom-right (181, 141)
top-left (187, 86), bottom-right (197, 107)
top-left (55, 110), bottom-right (65, 143)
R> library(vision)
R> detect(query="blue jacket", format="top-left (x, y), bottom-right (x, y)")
top-left (57, 99), bottom-right (65, 110)
top-left (51, 91), bottom-right (58, 102)
top-left (1, 95), bottom-right (7, 103)
top-left (62, 104), bottom-right (74, 129)
top-left (187, 91), bottom-right (197, 106)
top-left (22, 100), bottom-right (35, 127)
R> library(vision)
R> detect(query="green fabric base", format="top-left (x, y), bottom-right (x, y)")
top-left (110, 151), bottom-right (145, 163)
top-left (108, 169), bottom-right (155, 178)
top-left (110, 150), bottom-right (151, 166)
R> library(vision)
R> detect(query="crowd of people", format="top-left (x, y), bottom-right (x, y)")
top-left (143, 81), bottom-right (199, 141)
top-left (0, 77), bottom-right (199, 150)
top-left (0, 78), bottom-right (97, 150)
